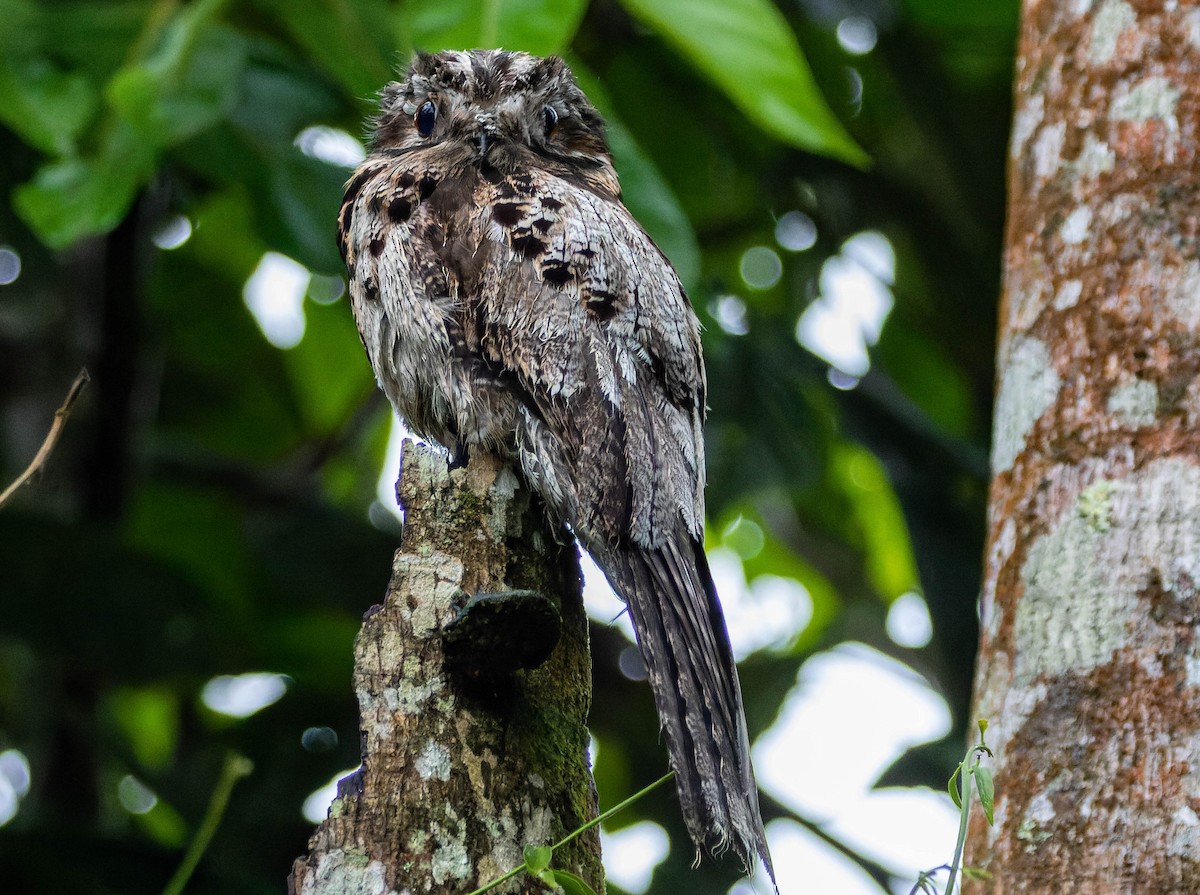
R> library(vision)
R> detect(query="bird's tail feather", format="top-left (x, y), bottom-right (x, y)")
top-left (600, 538), bottom-right (775, 887)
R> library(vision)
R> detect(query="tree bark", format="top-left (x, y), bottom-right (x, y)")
top-left (290, 441), bottom-right (602, 894)
top-left (968, 1), bottom-right (1200, 891)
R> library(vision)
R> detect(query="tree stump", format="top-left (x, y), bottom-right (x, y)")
top-left (290, 441), bottom-right (601, 894)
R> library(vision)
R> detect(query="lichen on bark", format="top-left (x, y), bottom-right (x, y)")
top-left (970, 0), bottom-right (1200, 890)
top-left (289, 441), bottom-right (601, 895)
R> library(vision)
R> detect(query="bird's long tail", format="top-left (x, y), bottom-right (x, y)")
top-left (599, 537), bottom-right (775, 886)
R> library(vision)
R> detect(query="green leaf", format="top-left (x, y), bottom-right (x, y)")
top-left (252, 0), bottom-right (395, 98)
top-left (180, 189), bottom-right (269, 285)
top-left (905, 0), bottom-right (1018, 31)
top-left (0, 56), bottom-right (97, 154)
top-left (126, 482), bottom-right (252, 609)
top-left (568, 63), bottom-right (701, 290)
top-left (0, 0), bottom-right (40, 56)
top-left (284, 297), bottom-right (375, 432)
top-left (36, 0), bottom-right (155, 80)
top-left (264, 151), bottom-right (349, 274)
top-left (402, 0), bottom-right (589, 56)
top-left (549, 869), bottom-right (600, 895)
top-left (947, 767), bottom-right (962, 808)
top-left (876, 319), bottom-right (974, 438)
top-left (107, 21), bottom-right (248, 147)
top-left (972, 765), bottom-right (995, 825)
top-left (523, 844), bottom-right (553, 873)
top-left (108, 686), bottom-right (181, 771)
top-left (224, 46), bottom-right (350, 149)
top-left (616, 0), bottom-right (868, 166)
top-left (603, 114), bottom-right (702, 290)
top-left (13, 121), bottom-right (154, 248)
top-left (832, 444), bottom-right (920, 600)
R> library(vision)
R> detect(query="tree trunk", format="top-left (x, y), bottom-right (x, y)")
top-left (968, 2), bottom-right (1200, 891)
top-left (290, 441), bottom-right (602, 894)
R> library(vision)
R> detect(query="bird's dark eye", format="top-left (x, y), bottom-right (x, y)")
top-left (542, 105), bottom-right (559, 137)
top-left (415, 101), bottom-right (437, 137)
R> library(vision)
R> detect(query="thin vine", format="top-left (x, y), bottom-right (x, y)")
top-left (910, 719), bottom-right (994, 895)
top-left (468, 771), bottom-right (675, 895)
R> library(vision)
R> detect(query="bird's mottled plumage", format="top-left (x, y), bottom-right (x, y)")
top-left (339, 49), bottom-right (774, 883)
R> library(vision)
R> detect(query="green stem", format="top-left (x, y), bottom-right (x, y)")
top-left (161, 752), bottom-right (254, 895)
top-left (944, 749), bottom-right (977, 895)
top-left (466, 771), bottom-right (675, 895)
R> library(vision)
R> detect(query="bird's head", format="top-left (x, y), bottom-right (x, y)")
top-left (371, 49), bottom-right (618, 193)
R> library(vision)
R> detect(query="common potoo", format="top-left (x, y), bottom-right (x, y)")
top-left (339, 50), bottom-right (774, 883)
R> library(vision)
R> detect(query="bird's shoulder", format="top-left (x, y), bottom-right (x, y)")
top-left (467, 166), bottom-right (706, 415)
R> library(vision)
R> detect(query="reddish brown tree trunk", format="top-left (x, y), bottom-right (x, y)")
top-left (968, 1), bottom-right (1200, 891)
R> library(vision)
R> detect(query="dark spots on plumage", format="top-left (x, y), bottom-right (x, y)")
top-left (481, 162), bottom-right (505, 184)
top-left (578, 247), bottom-right (596, 259)
top-left (342, 167), bottom-right (374, 206)
top-left (419, 175), bottom-right (438, 199)
top-left (511, 233), bottom-right (546, 259)
top-left (337, 228), bottom-right (350, 263)
top-left (387, 197), bottom-right (412, 223)
top-left (336, 205), bottom-right (353, 260)
top-left (368, 236), bottom-right (385, 257)
top-left (492, 202), bottom-right (523, 227)
top-left (364, 280), bottom-right (380, 303)
top-left (508, 173), bottom-right (534, 195)
top-left (532, 218), bottom-right (552, 234)
top-left (495, 180), bottom-right (518, 198)
top-left (398, 171), bottom-right (415, 188)
top-left (368, 195), bottom-right (382, 215)
top-left (542, 262), bottom-right (573, 287)
top-left (585, 289), bottom-right (619, 320)
top-left (541, 197), bottom-right (563, 210)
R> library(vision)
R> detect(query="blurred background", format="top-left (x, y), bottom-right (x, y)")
top-left (0, 0), bottom-right (1016, 892)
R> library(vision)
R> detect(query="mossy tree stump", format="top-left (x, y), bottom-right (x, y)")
top-left (290, 441), bottom-right (601, 894)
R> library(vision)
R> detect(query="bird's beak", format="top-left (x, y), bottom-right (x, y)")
top-left (474, 112), bottom-right (499, 158)
top-left (476, 130), bottom-right (493, 157)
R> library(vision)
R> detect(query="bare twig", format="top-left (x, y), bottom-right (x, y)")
top-left (0, 368), bottom-right (91, 509)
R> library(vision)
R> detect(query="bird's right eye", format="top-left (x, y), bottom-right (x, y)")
top-left (415, 101), bottom-right (437, 137)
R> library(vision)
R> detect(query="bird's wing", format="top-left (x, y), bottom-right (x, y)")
top-left (462, 169), bottom-right (773, 881)
top-left (464, 169), bottom-right (707, 550)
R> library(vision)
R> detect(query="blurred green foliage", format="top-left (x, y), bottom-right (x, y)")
top-left (0, 0), bottom-right (1015, 892)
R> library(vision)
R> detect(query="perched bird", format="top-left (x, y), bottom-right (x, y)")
top-left (338, 49), bottom-right (774, 883)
